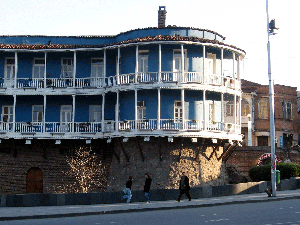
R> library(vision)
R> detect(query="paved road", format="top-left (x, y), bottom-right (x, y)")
top-left (2, 199), bottom-right (300, 225)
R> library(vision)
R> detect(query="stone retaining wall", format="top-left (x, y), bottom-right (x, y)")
top-left (1, 178), bottom-right (299, 207)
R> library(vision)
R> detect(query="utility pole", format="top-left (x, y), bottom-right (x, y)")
top-left (266, 0), bottom-right (278, 197)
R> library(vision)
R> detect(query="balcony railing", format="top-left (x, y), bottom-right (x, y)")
top-left (10, 72), bottom-right (240, 90)
top-left (0, 120), bottom-right (240, 135)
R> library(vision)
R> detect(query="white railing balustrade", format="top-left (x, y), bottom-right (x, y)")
top-left (137, 72), bottom-right (158, 83)
top-left (45, 122), bottom-right (72, 133)
top-left (17, 78), bottom-right (44, 88)
top-left (160, 119), bottom-right (183, 130)
top-left (136, 119), bottom-right (157, 130)
top-left (183, 72), bottom-right (204, 83)
top-left (0, 122), bottom-right (13, 132)
top-left (206, 121), bottom-right (223, 131)
top-left (119, 120), bottom-right (135, 130)
top-left (15, 122), bottom-right (43, 133)
top-left (185, 119), bottom-right (204, 130)
top-left (74, 122), bottom-right (101, 133)
top-left (46, 78), bottom-right (73, 88)
top-left (75, 78), bottom-right (106, 88)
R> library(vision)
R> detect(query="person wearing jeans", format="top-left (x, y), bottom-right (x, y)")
top-left (144, 173), bottom-right (152, 203)
top-left (123, 176), bottom-right (133, 203)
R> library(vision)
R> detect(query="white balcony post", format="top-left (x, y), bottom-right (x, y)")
top-left (135, 89), bottom-right (138, 130)
top-left (181, 89), bottom-right (185, 129)
top-left (233, 52), bottom-right (235, 79)
top-left (102, 94), bottom-right (105, 132)
top-left (43, 95), bottom-right (46, 133)
top-left (181, 44), bottom-right (184, 82)
top-left (203, 90), bottom-right (206, 130)
top-left (72, 95), bottom-right (75, 132)
top-left (221, 93), bottom-right (224, 130)
top-left (117, 47), bottom-right (120, 75)
top-left (221, 48), bottom-right (224, 86)
top-left (14, 52), bottom-right (18, 88)
top-left (73, 51), bottom-right (76, 87)
top-left (158, 88), bottom-right (161, 130)
top-left (135, 45), bottom-right (139, 83)
top-left (13, 95), bottom-right (16, 131)
top-left (158, 44), bottom-right (162, 82)
top-left (203, 46), bottom-right (206, 84)
top-left (234, 94), bottom-right (237, 132)
top-left (115, 91), bottom-right (119, 131)
top-left (104, 49), bottom-right (107, 81)
top-left (44, 52), bottom-right (47, 89)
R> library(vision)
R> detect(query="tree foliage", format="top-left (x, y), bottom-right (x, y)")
top-left (56, 146), bottom-right (107, 193)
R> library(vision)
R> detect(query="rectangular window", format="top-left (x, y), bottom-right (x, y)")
top-left (206, 53), bottom-right (216, 75)
top-left (258, 101), bottom-right (268, 119)
top-left (32, 105), bottom-right (43, 123)
top-left (33, 59), bottom-right (45, 79)
top-left (5, 58), bottom-right (15, 79)
top-left (137, 101), bottom-right (146, 120)
top-left (174, 100), bottom-right (183, 122)
top-left (60, 105), bottom-right (72, 123)
top-left (226, 102), bottom-right (234, 117)
top-left (2, 106), bottom-right (13, 122)
top-left (91, 58), bottom-right (104, 78)
top-left (138, 51), bottom-right (149, 73)
top-left (61, 58), bottom-right (74, 78)
top-left (282, 102), bottom-right (292, 120)
top-left (173, 49), bottom-right (187, 72)
top-left (89, 105), bottom-right (102, 122)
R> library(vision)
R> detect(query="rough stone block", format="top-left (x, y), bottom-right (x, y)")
top-left (23, 193), bottom-right (42, 207)
top-left (56, 193), bottom-right (65, 206)
top-left (212, 185), bottom-right (232, 197)
top-left (202, 186), bottom-right (212, 198)
top-left (6, 194), bottom-right (23, 207)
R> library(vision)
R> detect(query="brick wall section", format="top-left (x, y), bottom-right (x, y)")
top-left (226, 146), bottom-right (300, 178)
top-left (0, 139), bottom-right (111, 195)
top-left (107, 137), bottom-right (228, 192)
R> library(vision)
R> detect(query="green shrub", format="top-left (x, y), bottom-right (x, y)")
top-left (249, 163), bottom-right (300, 182)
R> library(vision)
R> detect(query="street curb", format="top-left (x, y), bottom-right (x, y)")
top-left (1, 195), bottom-right (300, 221)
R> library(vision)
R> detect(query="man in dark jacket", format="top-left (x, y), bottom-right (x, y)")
top-left (144, 173), bottom-right (152, 203)
top-left (177, 172), bottom-right (192, 202)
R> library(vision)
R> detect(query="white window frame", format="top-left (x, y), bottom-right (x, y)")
top-left (32, 58), bottom-right (45, 79)
top-left (206, 53), bottom-right (216, 75)
top-left (4, 58), bottom-right (15, 80)
top-left (173, 49), bottom-right (187, 72)
top-left (91, 58), bottom-right (104, 78)
top-left (89, 105), bottom-right (102, 122)
top-left (60, 105), bottom-right (72, 123)
top-left (61, 58), bottom-right (74, 78)
top-left (137, 101), bottom-right (146, 120)
top-left (32, 105), bottom-right (43, 123)
top-left (226, 101), bottom-right (234, 117)
top-left (138, 50), bottom-right (149, 73)
top-left (174, 100), bottom-right (183, 122)
top-left (1, 105), bottom-right (13, 123)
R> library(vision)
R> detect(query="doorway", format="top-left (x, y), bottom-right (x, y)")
top-left (26, 167), bottom-right (43, 193)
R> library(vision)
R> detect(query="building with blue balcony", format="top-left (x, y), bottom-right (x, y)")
top-left (0, 6), bottom-right (246, 194)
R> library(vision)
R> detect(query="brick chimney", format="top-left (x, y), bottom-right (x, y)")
top-left (158, 6), bottom-right (167, 28)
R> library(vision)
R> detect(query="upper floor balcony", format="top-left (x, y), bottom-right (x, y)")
top-left (0, 72), bottom-right (240, 91)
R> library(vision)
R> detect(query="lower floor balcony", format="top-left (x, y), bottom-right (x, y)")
top-left (0, 120), bottom-right (241, 138)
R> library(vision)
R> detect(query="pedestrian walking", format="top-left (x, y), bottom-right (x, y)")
top-left (176, 172), bottom-right (192, 202)
top-left (123, 176), bottom-right (133, 203)
top-left (144, 173), bottom-right (152, 203)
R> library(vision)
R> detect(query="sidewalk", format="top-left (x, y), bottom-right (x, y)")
top-left (1, 189), bottom-right (300, 221)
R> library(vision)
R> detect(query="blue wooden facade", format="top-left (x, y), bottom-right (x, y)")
top-left (0, 26), bottom-right (245, 143)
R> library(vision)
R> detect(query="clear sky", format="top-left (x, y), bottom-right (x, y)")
top-left (0, 0), bottom-right (299, 89)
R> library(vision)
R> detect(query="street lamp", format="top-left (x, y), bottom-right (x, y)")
top-left (266, 0), bottom-right (278, 197)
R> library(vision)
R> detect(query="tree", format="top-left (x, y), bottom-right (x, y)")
top-left (56, 146), bottom-right (107, 193)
